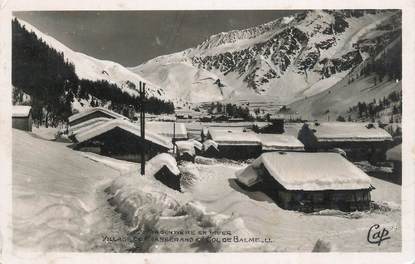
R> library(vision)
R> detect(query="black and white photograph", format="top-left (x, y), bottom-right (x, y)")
top-left (2, 2), bottom-right (415, 263)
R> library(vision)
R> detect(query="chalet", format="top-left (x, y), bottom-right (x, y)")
top-left (207, 128), bottom-right (262, 159)
top-left (68, 107), bottom-right (128, 127)
top-left (12, 105), bottom-right (32, 131)
top-left (257, 134), bottom-right (305, 152)
top-left (73, 119), bottom-right (173, 162)
top-left (298, 122), bottom-right (393, 162)
top-left (236, 152), bottom-right (372, 212)
top-left (147, 153), bottom-right (181, 191)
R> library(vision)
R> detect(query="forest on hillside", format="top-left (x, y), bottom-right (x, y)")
top-left (12, 18), bottom-right (174, 126)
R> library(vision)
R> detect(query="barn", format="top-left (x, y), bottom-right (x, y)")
top-left (68, 107), bottom-right (128, 127)
top-left (73, 119), bottom-right (173, 162)
top-left (298, 122), bottom-right (393, 162)
top-left (207, 128), bottom-right (262, 159)
top-left (12, 105), bottom-right (32, 131)
top-left (236, 152), bottom-right (372, 212)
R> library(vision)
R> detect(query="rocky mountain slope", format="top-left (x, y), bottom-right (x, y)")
top-left (131, 10), bottom-right (401, 106)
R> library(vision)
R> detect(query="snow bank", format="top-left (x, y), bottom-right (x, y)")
top-left (12, 129), bottom-right (131, 252)
top-left (195, 156), bottom-right (217, 165)
top-left (179, 163), bottom-right (202, 190)
top-left (107, 175), bottom-right (183, 230)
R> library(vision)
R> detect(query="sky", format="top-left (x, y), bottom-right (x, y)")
top-left (14, 10), bottom-right (300, 67)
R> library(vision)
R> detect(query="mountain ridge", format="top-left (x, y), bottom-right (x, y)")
top-left (131, 10), bottom-right (401, 108)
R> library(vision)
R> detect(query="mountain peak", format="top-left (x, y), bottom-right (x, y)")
top-left (133, 10), bottom-right (400, 106)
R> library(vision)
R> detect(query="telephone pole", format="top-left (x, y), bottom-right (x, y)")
top-left (139, 81), bottom-right (146, 175)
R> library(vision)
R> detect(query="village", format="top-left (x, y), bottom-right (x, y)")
top-left (9, 9), bottom-right (405, 254)
top-left (12, 99), bottom-right (402, 252)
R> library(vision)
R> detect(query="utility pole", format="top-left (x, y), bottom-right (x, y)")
top-left (173, 121), bottom-right (176, 154)
top-left (139, 81), bottom-right (146, 175)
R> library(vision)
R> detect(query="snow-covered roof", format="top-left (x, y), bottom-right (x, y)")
top-left (236, 165), bottom-right (264, 187)
top-left (146, 153), bottom-right (180, 177)
top-left (74, 119), bottom-right (173, 149)
top-left (12, 105), bottom-right (31, 117)
top-left (175, 141), bottom-right (196, 156)
top-left (257, 134), bottom-right (304, 151)
top-left (68, 107), bottom-right (127, 123)
top-left (208, 128), bottom-right (261, 146)
top-left (305, 122), bottom-right (392, 142)
top-left (68, 117), bottom-right (111, 136)
top-left (236, 152), bottom-right (371, 191)
top-left (145, 121), bottom-right (188, 139)
top-left (386, 144), bottom-right (401, 161)
top-left (203, 139), bottom-right (219, 151)
top-left (187, 139), bottom-right (203, 151)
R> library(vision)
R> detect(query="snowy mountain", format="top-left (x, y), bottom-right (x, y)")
top-left (16, 18), bottom-right (166, 100)
top-left (131, 10), bottom-right (401, 106)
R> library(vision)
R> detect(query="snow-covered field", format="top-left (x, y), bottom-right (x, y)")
top-left (12, 128), bottom-right (401, 252)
